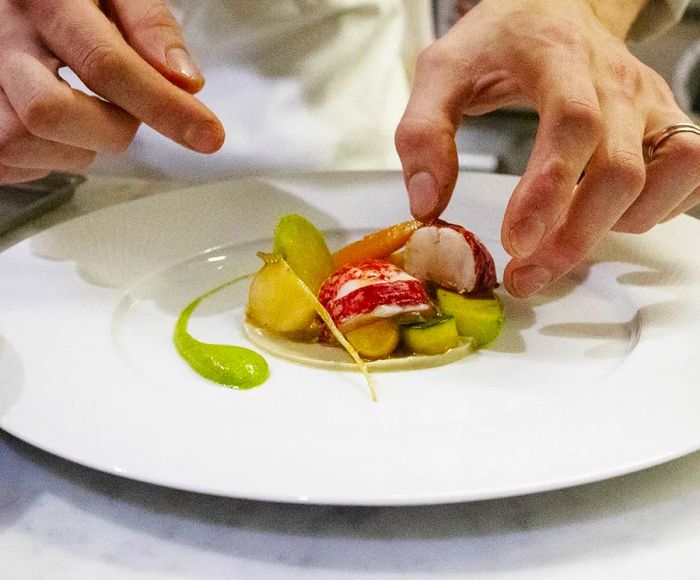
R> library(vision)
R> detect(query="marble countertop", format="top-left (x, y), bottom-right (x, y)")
top-left (2, 175), bottom-right (700, 579)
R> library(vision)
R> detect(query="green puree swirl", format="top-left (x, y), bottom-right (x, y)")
top-left (174, 277), bottom-right (269, 389)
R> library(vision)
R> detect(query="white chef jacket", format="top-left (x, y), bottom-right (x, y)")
top-left (90, 0), bottom-right (432, 179)
top-left (88, 0), bottom-right (690, 180)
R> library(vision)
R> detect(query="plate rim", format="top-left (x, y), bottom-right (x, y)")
top-left (2, 172), bottom-right (700, 505)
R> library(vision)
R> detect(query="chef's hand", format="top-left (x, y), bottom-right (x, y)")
top-left (0, 0), bottom-right (224, 184)
top-left (396, 0), bottom-right (700, 297)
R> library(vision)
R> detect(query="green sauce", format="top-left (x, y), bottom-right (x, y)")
top-left (174, 277), bottom-right (269, 389)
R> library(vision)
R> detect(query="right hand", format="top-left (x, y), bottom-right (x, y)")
top-left (395, 0), bottom-right (700, 298)
top-left (0, 0), bottom-right (225, 184)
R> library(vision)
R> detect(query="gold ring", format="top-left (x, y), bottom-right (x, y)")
top-left (647, 122), bottom-right (700, 160)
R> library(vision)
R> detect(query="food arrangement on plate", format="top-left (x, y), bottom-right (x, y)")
top-left (175, 214), bottom-right (503, 400)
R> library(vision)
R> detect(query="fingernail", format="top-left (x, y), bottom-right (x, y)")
top-left (184, 121), bottom-right (224, 153)
top-left (511, 265), bottom-right (552, 297)
top-left (508, 215), bottom-right (546, 258)
top-left (166, 47), bottom-right (203, 83)
top-left (408, 172), bottom-right (437, 219)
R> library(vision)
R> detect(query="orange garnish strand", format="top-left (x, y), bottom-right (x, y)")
top-left (332, 220), bottom-right (420, 269)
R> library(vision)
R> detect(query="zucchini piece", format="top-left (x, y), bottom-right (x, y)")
top-left (401, 315), bottom-right (459, 355)
top-left (436, 289), bottom-right (503, 346)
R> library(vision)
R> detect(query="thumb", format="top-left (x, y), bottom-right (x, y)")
top-left (395, 48), bottom-right (463, 222)
top-left (107, 0), bottom-right (204, 94)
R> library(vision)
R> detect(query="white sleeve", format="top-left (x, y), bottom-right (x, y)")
top-left (401, 0), bottom-right (434, 82)
top-left (628, 0), bottom-right (691, 41)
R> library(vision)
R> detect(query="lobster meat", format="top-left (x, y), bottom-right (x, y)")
top-left (318, 259), bottom-right (432, 332)
top-left (403, 220), bottom-right (497, 294)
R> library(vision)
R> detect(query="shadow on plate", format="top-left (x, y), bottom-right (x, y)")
top-left (28, 178), bottom-right (341, 292)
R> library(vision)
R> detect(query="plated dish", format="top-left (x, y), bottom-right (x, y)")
top-left (175, 214), bottom-right (504, 400)
top-left (1, 172), bottom-right (699, 505)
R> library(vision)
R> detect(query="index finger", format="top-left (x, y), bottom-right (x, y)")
top-left (394, 43), bottom-right (467, 221)
top-left (23, 0), bottom-right (224, 153)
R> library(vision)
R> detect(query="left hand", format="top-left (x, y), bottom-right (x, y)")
top-left (395, 0), bottom-right (700, 297)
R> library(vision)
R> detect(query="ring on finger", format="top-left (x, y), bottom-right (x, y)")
top-left (647, 122), bottom-right (700, 160)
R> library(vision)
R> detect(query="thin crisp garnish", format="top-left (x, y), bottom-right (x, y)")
top-left (280, 258), bottom-right (378, 402)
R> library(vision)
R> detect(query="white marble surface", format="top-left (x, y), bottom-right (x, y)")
top-left (2, 175), bottom-right (700, 579)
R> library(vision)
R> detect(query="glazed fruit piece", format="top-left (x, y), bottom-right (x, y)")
top-left (345, 319), bottom-right (400, 359)
top-left (332, 220), bottom-right (421, 269)
top-left (247, 255), bottom-right (317, 334)
top-left (436, 289), bottom-right (503, 346)
top-left (401, 315), bottom-right (459, 355)
top-left (274, 214), bottom-right (334, 294)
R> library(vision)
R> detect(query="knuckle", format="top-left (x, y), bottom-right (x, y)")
top-left (519, 18), bottom-right (587, 63)
top-left (544, 21), bottom-right (585, 53)
top-left (133, 1), bottom-right (179, 33)
top-left (555, 99), bottom-right (604, 139)
top-left (394, 116), bottom-right (453, 157)
top-left (20, 87), bottom-right (67, 137)
top-left (415, 43), bottom-right (450, 74)
top-left (604, 150), bottom-right (646, 194)
top-left (78, 42), bottom-right (126, 88)
top-left (536, 156), bottom-right (571, 197)
top-left (607, 56), bottom-right (643, 98)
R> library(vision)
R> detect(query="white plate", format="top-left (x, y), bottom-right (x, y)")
top-left (1, 171), bottom-right (700, 505)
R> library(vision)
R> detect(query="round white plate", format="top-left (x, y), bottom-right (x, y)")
top-left (1, 171), bottom-right (700, 505)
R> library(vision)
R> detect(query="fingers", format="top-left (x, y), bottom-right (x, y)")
top-left (0, 89), bottom-right (97, 177)
top-left (0, 53), bottom-right (139, 153)
top-left (397, 2), bottom-right (697, 300)
top-left (105, 0), bottom-right (204, 93)
top-left (395, 44), bottom-right (468, 222)
top-left (501, 61), bottom-right (603, 260)
top-left (505, 92), bottom-right (646, 297)
top-left (614, 131), bottom-right (700, 232)
top-left (663, 184), bottom-right (700, 221)
top-left (0, 165), bottom-right (50, 185)
top-left (24, 0), bottom-right (223, 153)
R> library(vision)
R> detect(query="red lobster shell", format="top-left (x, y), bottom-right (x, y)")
top-left (318, 259), bottom-right (432, 332)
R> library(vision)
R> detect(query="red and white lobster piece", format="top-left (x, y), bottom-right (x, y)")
top-left (403, 220), bottom-right (497, 294)
top-left (318, 259), bottom-right (432, 333)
